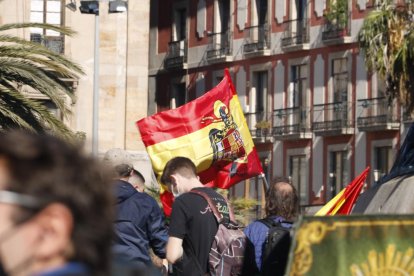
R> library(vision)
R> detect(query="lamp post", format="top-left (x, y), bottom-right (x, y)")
top-left (70, 0), bottom-right (127, 155)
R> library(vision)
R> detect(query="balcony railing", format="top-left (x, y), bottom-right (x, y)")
top-left (30, 33), bottom-right (64, 54)
top-left (322, 12), bottom-right (351, 43)
top-left (244, 111), bottom-right (272, 140)
top-left (243, 25), bottom-right (270, 54)
top-left (403, 110), bottom-right (414, 123)
top-left (165, 40), bottom-right (187, 69)
top-left (313, 102), bottom-right (354, 135)
top-left (357, 97), bottom-right (399, 131)
top-left (281, 19), bottom-right (309, 48)
top-left (206, 30), bottom-right (232, 61)
top-left (272, 107), bottom-right (312, 139)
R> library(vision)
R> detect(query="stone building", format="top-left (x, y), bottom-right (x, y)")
top-left (0, 0), bottom-right (153, 183)
top-left (148, 0), bottom-right (412, 212)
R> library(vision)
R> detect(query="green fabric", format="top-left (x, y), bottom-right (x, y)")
top-left (286, 215), bottom-right (414, 276)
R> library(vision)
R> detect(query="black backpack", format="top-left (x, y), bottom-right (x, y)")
top-left (259, 218), bottom-right (292, 276)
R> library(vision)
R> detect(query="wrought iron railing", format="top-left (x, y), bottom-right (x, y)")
top-left (357, 97), bottom-right (399, 127)
top-left (281, 19), bottom-right (309, 47)
top-left (322, 12), bottom-right (351, 41)
top-left (272, 107), bottom-right (311, 135)
top-left (313, 102), bottom-right (354, 131)
top-left (165, 40), bottom-right (187, 69)
top-left (243, 24), bottom-right (270, 53)
top-left (244, 111), bottom-right (272, 138)
top-left (30, 33), bottom-right (64, 54)
top-left (206, 30), bottom-right (232, 59)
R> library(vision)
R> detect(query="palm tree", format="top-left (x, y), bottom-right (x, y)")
top-left (0, 22), bottom-right (84, 139)
top-left (358, 0), bottom-right (414, 114)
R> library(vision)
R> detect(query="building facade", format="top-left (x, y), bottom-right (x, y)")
top-left (148, 0), bottom-right (412, 211)
top-left (0, 0), bottom-right (153, 181)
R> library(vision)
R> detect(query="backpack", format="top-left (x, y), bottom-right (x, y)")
top-left (259, 218), bottom-right (292, 276)
top-left (190, 190), bottom-right (246, 276)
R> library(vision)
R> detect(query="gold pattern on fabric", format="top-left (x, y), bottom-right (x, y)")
top-left (290, 221), bottom-right (328, 275)
top-left (288, 218), bottom-right (414, 276)
top-left (350, 244), bottom-right (414, 276)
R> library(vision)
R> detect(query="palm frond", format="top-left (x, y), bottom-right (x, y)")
top-left (0, 21), bottom-right (84, 139)
top-left (0, 23), bottom-right (76, 36)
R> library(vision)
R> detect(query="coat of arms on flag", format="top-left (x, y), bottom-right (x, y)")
top-left (137, 69), bottom-right (263, 215)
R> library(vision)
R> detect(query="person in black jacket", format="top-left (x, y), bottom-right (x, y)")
top-left (113, 164), bottom-right (168, 270)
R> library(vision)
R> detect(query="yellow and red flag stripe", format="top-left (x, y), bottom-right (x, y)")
top-left (137, 69), bottom-right (263, 215)
top-left (315, 167), bottom-right (370, 216)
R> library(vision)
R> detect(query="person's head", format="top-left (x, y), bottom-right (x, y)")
top-left (129, 169), bottom-right (146, 193)
top-left (0, 130), bottom-right (114, 276)
top-left (114, 163), bottom-right (134, 180)
top-left (160, 157), bottom-right (199, 197)
top-left (114, 164), bottom-right (146, 192)
top-left (265, 176), bottom-right (299, 221)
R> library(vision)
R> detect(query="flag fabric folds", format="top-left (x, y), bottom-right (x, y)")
top-left (137, 69), bottom-right (263, 216)
top-left (315, 167), bottom-right (370, 216)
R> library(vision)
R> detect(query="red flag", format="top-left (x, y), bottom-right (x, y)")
top-left (336, 167), bottom-right (370, 214)
top-left (137, 69), bottom-right (263, 215)
top-left (316, 167), bottom-right (370, 216)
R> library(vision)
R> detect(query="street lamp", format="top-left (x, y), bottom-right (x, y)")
top-left (68, 0), bottom-right (127, 155)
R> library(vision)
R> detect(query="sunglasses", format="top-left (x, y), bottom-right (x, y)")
top-left (0, 190), bottom-right (42, 209)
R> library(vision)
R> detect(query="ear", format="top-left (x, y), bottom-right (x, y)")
top-left (170, 174), bottom-right (178, 185)
top-left (33, 203), bottom-right (74, 261)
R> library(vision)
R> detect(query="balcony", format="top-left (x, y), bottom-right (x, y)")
top-left (30, 33), bottom-right (64, 54)
top-left (243, 25), bottom-right (271, 58)
top-left (402, 110), bottom-right (414, 124)
top-left (164, 40), bottom-right (187, 70)
top-left (244, 112), bottom-right (273, 142)
top-left (272, 107), bottom-right (312, 140)
top-left (313, 102), bottom-right (354, 135)
top-left (357, 97), bottom-right (400, 131)
top-left (281, 19), bottom-right (310, 52)
top-left (206, 30), bottom-right (233, 63)
top-left (322, 14), bottom-right (352, 45)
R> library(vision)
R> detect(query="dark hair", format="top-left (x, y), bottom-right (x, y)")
top-left (0, 130), bottom-right (114, 276)
top-left (265, 176), bottom-right (299, 220)
top-left (132, 169), bottom-right (145, 183)
top-left (114, 163), bottom-right (133, 178)
top-left (160, 156), bottom-right (197, 186)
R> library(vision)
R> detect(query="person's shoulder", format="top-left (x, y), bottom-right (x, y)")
top-left (244, 219), bottom-right (270, 235)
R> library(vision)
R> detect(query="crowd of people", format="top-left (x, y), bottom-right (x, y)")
top-left (0, 131), bottom-right (299, 276)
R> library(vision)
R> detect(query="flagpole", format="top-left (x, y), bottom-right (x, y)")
top-left (260, 173), bottom-right (269, 191)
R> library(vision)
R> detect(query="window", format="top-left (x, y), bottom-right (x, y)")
top-left (253, 71), bottom-right (268, 113)
top-left (30, 0), bottom-right (64, 53)
top-left (216, 0), bottom-right (230, 33)
top-left (289, 155), bottom-right (308, 205)
top-left (39, 99), bottom-right (62, 120)
top-left (171, 83), bottom-right (186, 108)
top-left (290, 64), bottom-right (307, 108)
top-left (332, 57), bottom-right (348, 103)
top-left (290, 0), bottom-right (308, 38)
top-left (213, 0), bottom-right (230, 51)
top-left (328, 151), bottom-right (349, 199)
top-left (173, 8), bottom-right (187, 41)
top-left (251, 0), bottom-right (268, 45)
top-left (332, 57), bottom-right (348, 120)
top-left (374, 146), bottom-right (393, 181)
top-left (257, 0), bottom-right (268, 25)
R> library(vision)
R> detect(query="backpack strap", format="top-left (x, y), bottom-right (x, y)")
top-left (258, 217), bottom-right (280, 228)
top-left (190, 189), bottom-right (235, 224)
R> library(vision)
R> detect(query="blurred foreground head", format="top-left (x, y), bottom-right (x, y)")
top-left (0, 130), bottom-right (114, 276)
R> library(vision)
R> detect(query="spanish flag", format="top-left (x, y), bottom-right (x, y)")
top-left (315, 167), bottom-right (370, 216)
top-left (137, 69), bottom-right (263, 216)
